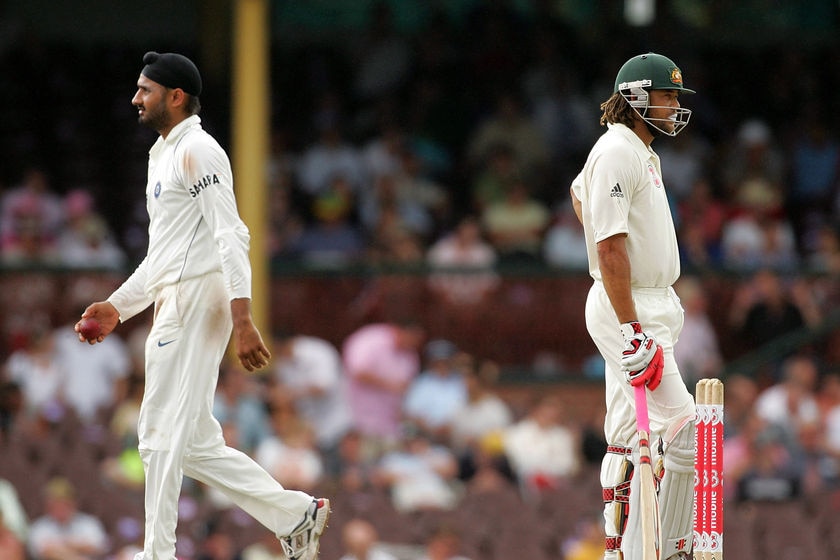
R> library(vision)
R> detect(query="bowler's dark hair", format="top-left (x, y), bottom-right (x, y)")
top-left (600, 92), bottom-right (636, 128)
top-left (186, 94), bottom-right (201, 116)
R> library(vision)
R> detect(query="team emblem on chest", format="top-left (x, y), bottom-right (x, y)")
top-left (154, 181), bottom-right (162, 198)
top-left (646, 163), bottom-right (662, 189)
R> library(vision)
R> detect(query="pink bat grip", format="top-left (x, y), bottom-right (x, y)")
top-left (634, 384), bottom-right (650, 433)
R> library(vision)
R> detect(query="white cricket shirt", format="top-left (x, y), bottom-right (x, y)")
top-left (109, 115), bottom-right (252, 320)
top-left (571, 123), bottom-right (680, 288)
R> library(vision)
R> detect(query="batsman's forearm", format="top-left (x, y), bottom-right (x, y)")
top-left (597, 236), bottom-right (637, 323)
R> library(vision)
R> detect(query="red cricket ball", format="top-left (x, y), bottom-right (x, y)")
top-left (78, 318), bottom-right (102, 340)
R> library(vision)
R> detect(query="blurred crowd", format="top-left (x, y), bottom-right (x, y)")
top-left (2, 4), bottom-right (840, 276)
top-left (0, 318), bottom-right (594, 559)
top-left (2, 1), bottom-right (840, 558)
top-left (0, 169), bottom-right (126, 271)
top-left (2, 313), bottom-right (840, 558)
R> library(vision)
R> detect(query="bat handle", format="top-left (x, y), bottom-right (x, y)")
top-left (634, 384), bottom-right (651, 434)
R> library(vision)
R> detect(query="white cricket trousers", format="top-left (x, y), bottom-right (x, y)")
top-left (585, 282), bottom-right (695, 560)
top-left (134, 272), bottom-right (313, 560)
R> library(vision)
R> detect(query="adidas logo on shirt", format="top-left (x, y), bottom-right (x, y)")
top-left (610, 183), bottom-right (624, 198)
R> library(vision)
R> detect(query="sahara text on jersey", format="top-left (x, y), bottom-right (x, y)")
top-left (190, 173), bottom-right (220, 197)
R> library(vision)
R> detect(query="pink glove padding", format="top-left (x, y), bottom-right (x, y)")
top-left (626, 344), bottom-right (664, 390)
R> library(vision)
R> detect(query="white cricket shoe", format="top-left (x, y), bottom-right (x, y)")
top-left (281, 498), bottom-right (331, 560)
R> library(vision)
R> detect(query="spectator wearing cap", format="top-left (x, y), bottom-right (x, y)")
top-left (402, 340), bottom-right (468, 443)
top-left (27, 477), bottom-right (109, 560)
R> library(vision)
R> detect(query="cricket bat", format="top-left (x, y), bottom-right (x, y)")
top-left (634, 383), bottom-right (662, 560)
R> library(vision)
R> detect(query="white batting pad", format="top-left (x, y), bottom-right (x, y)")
top-left (657, 417), bottom-right (696, 558)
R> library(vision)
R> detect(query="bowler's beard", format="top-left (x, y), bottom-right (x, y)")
top-left (138, 104), bottom-right (170, 135)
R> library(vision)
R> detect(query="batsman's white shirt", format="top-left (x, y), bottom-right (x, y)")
top-left (572, 121), bottom-right (693, 438)
top-left (571, 122), bottom-right (679, 289)
top-left (108, 115), bottom-right (251, 320)
top-left (573, 123), bottom-right (695, 560)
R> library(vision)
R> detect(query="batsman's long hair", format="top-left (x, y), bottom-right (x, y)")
top-left (600, 92), bottom-right (635, 128)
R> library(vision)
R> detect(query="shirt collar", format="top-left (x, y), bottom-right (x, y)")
top-left (163, 114), bottom-right (201, 145)
top-left (607, 122), bottom-right (657, 160)
top-left (149, 115), bottom-right (201, 156)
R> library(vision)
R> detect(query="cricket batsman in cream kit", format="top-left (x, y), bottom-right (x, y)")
top-left (570, 53), bottom-right (698, 560)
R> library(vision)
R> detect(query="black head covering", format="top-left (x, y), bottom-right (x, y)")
top-left (141, 51), bottom-right (202, 96)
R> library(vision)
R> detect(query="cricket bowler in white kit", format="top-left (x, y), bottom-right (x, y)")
top-left (75, 52), bottom-right (329, 560)
top-left (570, 53), bottom-right (697, 560)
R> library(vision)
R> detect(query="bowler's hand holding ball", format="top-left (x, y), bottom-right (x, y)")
top-left (76, 317), bottom-right (102, 342)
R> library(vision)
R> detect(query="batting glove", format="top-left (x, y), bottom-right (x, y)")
top-left (626, 344), bottom-right (664, 390)
top-left (620, 321), bottom-right (663, 389)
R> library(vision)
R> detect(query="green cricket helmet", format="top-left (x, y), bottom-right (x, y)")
top-left (614, 53), bottom-right (694, 136)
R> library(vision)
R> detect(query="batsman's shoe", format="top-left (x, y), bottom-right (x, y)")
top-left (281, 498), bottom-right (330, 560)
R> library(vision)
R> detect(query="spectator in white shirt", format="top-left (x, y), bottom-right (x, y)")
top-left (54, 315), bottom-right (131, 424)
top-left (27, 477), bottom-right (108, 560)
top-left (271, 332), bottom-right (353, 463)
top-left (3, 319), bottom-right (63, 419)
top-left (503, 395), bottom-right (581, 496)
top-left (427, 216), bottom-right (499, 305)
top-left (754, 354), bottom-right (821, 437)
